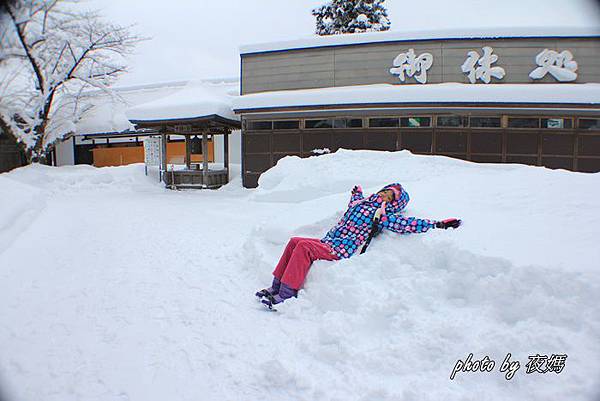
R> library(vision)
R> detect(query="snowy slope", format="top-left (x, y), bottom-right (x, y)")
top-left (0, 176), bottom-right (44, 257)
top-left (0, 151), bottom-right (599, 401)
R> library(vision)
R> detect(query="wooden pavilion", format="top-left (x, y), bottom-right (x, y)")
top-left (130, 114), bottom-right (241, 189)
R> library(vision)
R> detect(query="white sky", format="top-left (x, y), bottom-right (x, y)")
top-left (85, 0), bottom-right (600, 87)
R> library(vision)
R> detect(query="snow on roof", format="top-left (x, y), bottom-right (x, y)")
top-left (67, 78), bottom-right (239, 136)
top-left (233, 83), bottom-right (600, 112)
top-left (72, 81), bottom-right (188, 135)
top-left (240, 26), bottom-right (600, 55)
top-left (126, 79), bottom-right (240, 123)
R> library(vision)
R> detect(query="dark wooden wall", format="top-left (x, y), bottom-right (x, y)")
top-left (242, 114), bottom-right (600, 188)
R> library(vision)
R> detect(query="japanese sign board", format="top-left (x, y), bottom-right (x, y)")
top-left (144, 137), bottom-right (161, 167)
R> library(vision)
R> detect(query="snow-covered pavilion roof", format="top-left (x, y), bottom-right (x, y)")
top-left (126, 79), bottom-right (240, 124)
top-left (68, 81), bottom-right (189, 135)
top-left (233, 83), bottom-right (600, 112)
top-left (62, 78), bottom-right (239, 137)
top-left (240, 26), bottom-right (600, 55)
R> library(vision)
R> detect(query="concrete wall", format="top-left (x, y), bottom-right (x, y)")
top-left (213, 130), bottom-right (241, 165)
top-left (241, 37), bottom-right (600, 94)
top-left (55, 137), bottom-right (75, 166)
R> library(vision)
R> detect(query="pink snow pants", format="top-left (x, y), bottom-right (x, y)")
top-left (272, 237), bottom-right (339, 290)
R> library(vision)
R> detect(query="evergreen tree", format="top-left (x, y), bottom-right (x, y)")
top-left (312, 0), bottom-right (391, 36)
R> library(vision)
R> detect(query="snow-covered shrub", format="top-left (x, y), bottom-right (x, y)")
top-left (312, 0), bottom-right (391, 36)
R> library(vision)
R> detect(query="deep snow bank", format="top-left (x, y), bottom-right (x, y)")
top-left (253, 149), bottom-right (600, 272)
top-left (0, 152), bottom-right (598, 401)
top-left (0, 163), bottom-right (164, 254)
top-left (241, 149), bottom-right (600, 400)
top-left (0, 175), bottom-right (44, 255)
top-left (4, 163), bottom-right (163, 194)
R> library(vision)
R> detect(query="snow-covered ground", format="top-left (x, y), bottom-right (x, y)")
top-left (0, 150), bottom-right (599, 401)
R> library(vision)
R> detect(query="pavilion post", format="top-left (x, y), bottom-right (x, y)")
top-left (160, 132), bottom-right (168, 184)
top-left (185, 134), bottom-right (191, 170)
top-left (202, 130), bottom-right (209, 177)
top-left (224, 129), bottom-right (230, 182)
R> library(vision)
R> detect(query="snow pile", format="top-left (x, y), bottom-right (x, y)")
top-left (243, 151), bottom-right (600, 400)
top-left (0, 175), bottom-right (44, 256)
top-left (1, 151), bottom-right (599, 401)
top-left (254, 150), bottom-right (600, 271)
top-left (4, 163), bottom-right (163, 194)
top-left (126, 79), bottom-right (239, 123)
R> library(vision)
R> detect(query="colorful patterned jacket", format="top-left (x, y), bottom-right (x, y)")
top-left (321, 183), bottom-right (437, 259)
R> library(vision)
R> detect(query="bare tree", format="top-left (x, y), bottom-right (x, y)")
top-left (0, 0), bottom-right (142, 162)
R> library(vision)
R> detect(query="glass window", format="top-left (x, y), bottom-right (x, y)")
top-left (333, 119), bottom-right (347, 129)
top-left (369, 118), bottom-right (399, 128)
top-left (305, 119), bottom-right (333, 129)
top-left (247, 120), bottom-right (272, 130)
top-left (508, 118), bottom-right (540, 129)
top-left (190, 136), bottom-right (203, 154)
top-left (333, 118), bottom-right (363, 128)
top-left (578, 118), bottom-right (600, 130)
top-left (470, 117), bottom-right (501, 128)
top-left (305, 118), bottom-right (363, 129)
top-left (273, 120), bottom-right (299, 130)
top-left (346, 119), bottom-right (363, 128)
top-left (541, 118), bottom-right (572, 129)
top-left (401, 117), bottom-right (431, 128)
top-left (437, 116), bottom-right (467, 128)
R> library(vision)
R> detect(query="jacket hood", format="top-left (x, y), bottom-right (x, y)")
top-left (373, 183), bottom-right (410, 214)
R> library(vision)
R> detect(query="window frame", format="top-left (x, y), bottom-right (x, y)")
top-left (272, 119), bottom-right (301, 130)
top-left (507, 117), bottom-right (541, 129)
top-left (305, 119), bottom-right (335, 130)
top-left (577, 118), bottom-right (600, 131)
top-left (435, 115), bottom-right (469, 128)
top-left (368, 117), bottom-right (400, 128)
top-left (469, 116), bottom-right (503, 129)
top-left (540, 117), bottom-right (573, 130)
top-left (400, 116), bottom-right (433, 128)
top-left (245, 120), bottom-right (273, 131)
top-left (303, 117), bottom-right (364, 130)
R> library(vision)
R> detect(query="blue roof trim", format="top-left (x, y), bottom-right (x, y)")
top-left (241, 34), bottom-right (600, 57)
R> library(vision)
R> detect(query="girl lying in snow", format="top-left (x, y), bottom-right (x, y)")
top-left (256, 183), bottom-right (461, 309)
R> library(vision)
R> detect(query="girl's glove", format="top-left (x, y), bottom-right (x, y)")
top-left (352, 185), bottom-right (362, 195)
top-left (435, 218), bottom-right (462, 229)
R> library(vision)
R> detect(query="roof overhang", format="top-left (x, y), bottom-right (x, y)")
top-left (75, 129), bottom-right (159, 141)
top-left (130, 114), bottom-right (241, 131)
top-left (233, 83), bottom-right (600, 115)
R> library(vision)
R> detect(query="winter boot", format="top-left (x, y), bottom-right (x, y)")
top-left (261, 282), bottom-right (297, 309)
top-left (255, 277), bottom-right (281, 299)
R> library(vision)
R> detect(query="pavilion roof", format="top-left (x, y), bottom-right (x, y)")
top-left (126, 80), bottom-right (240, 129)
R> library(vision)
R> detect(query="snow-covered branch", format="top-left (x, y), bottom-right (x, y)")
top-left (0, 0), bottom-right (143, 161)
